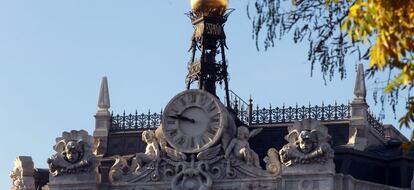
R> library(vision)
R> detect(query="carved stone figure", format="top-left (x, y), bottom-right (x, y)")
top-left (108, 122), bottom-right (273, 188)
top-left (10, 156), bottom-right (35, 190)
top-left (47, 130), bottom-right (97, 177)
top-left (263, 148), bottom-right (281, 175)
top-left (132, 130), bottom-right (160, 172)
top-left (225, 126), bottom-right (262, 168)
top-left (109, 155), bottom-right (130, 184)
top-left (279, 119), bottom-right (334, 174)
top-left (156, 126), bottom-right (186, 161)
top-left (171, 155), bottom-right (213, 190)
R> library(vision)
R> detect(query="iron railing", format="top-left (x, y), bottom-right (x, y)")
top-left (367, 111), bottom-right (385, 138)
top-left (109, 103), bottom-right (387, 140)
top-left (245, 103), bottom-right (351, 125)
top-left (111, 111), bottom-right (162, 131)
top-left (110, 103), bottom-right (351, 131)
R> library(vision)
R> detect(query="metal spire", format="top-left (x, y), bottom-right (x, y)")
top-left (98, 76), bottom-right (110, 112)
top-left (354, 64), bottom-right (366, 101)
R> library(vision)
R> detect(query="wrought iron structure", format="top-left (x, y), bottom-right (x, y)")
top-left (110, 111), bottom-right (162, 132)
top-left (186, 10), bottom-right (234, 107)
top-left (367, 110), bottom-right (386, 138)
top-left (110, 103), bottom-right (353, 132)
top-left (242, 103), bottom-right (351, 125)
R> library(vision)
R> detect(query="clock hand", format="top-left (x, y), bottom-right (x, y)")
top-left (175, 114), bottom-right (195, 123)
top-left (168, 114), bottom-right (195, 123)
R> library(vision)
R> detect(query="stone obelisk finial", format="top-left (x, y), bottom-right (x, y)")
top-left (94, 76), bottom-right (111, 155)
top-left (354, 63), bottom-right (367, 102)
top-left (348, 64), bottom-right (369, 151)
top-left (98, 76), bottom-right (110, 114)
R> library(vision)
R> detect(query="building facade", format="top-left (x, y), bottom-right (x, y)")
top-left (9, 1), bottom-right (414, 189)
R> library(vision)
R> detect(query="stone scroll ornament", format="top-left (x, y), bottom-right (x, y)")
top-left (263, 148), bottom-right (281, 175)
top-left (10, 156), bottom-right (35, 190)
top-left (279, 119), bottom-right (334, 170)
top-left (47, 130), bottom-right (98, 176)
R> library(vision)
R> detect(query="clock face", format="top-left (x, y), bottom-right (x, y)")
top-left (162, 90), bottom-right (226, 153)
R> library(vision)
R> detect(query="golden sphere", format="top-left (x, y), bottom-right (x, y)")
top-left (191, 0), bottom-right (228, 16)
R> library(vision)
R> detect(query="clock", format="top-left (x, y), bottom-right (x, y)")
top-left (162, 89), bottom-right (227, 153)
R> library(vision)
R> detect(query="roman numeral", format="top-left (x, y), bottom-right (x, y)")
top-left (210, 113), bottom-right (220, 121)
top-left (206, 132), bottom-right (214, 141)
top-left (167, 128), bottom-right (178, 137)
top-left (177, 136), bottom-right (185, 145)
top-left (204, 101), bottom-right (216, 112)
top-left (169, 103), bottom-right (179, 114)
top-left (198, 94), bottom-right (207, 106)
top-left (189, 137), bottom-right (195, 149)
top-left (179, 98), bottom-right (187, 107)
top-left (190, 94), bottom-right (197, 103)
top-left (207, 126), bottom-right (217, 135)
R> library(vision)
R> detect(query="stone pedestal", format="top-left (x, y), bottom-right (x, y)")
top-left (281, 161), bottom-right (335, 175)
top-left (47, 172), bottom-right (99, 190)
top-left (347, 100), bottom-right (369, 151)
top-left (93, 112), bottom-right (111, 155)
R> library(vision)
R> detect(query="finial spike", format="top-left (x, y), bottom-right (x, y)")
top-left (354, 63), bottom-right (367, 101)
top-left (98, 76), bottom-right (110, 112)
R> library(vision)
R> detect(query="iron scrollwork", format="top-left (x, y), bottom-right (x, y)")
top-left (110, 103), bottom-right (352, 132)
top-left (249, 103), bottom-right (351, 125)
top-left (110, 111), bottom-right (162, 132)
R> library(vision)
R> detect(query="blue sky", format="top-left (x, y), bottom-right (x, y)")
top-left (0, 1), bottom-right (410, 188)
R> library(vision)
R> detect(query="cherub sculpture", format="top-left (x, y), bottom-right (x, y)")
top-left (47, 130), bottom-right (97, 176)
top-left (279, 119), bottom-right (334, 166)
top-left (155, 126), bottom-right (186, 161)
top-left (132, 130), bottom-right (160, 172)
top-left (225, 126), bottom-right (262, 168)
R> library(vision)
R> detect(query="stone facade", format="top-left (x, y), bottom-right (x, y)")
top-left (10, 76), bottom-right (413, 190)
top-left (46, 130), bottom-right (100, 190)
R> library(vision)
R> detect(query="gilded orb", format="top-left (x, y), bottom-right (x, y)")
top-left (191, 0), bottom-right (228, 16)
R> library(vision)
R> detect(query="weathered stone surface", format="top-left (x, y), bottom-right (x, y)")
top-left (264, 148), bottom-right (282, 176)
top-left (10, 156), bottom-right (35, 190)
top-left (46, 130), bottom-right (99, 190)
top-left (225, 126), bottom-right (262, 168)
top-left (93, 76), bottom-right (111, 156)
top-left (100, 173), bottom-right (410, 190)
top-left (278, 119), bottom-right (335, 174)
top-left (108, 125), bottom-right (273, 189)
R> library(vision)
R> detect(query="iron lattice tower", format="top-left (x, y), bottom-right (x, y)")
top-left (186, 10), bottom-right (233, 108)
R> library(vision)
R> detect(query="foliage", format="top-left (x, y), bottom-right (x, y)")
top-left (248, 0), bottom-right (414, 129)
top-left (248, 0), bottom-right (357, 82)
top-left (342, 0), bottom-right (414, 128)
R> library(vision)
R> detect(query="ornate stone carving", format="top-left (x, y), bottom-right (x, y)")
top-left (131, 130), bottom-right (160, 172)
top-left (225, 126), bottom-right (262, 168)
top-left (263, 148), bottom-right (281, 175)
top-left (47, 130), bottom-right (98, 177)
top-left (279, 119), bottom-right (335, 174)
top-left (109, 155), bottom-right (130, 184)
top-left (109, 125), bottom-right (273, 188)
top-left (10, 156), bottom-right (35, 190)
top-left (171, 155), bottom-right (213, 190)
